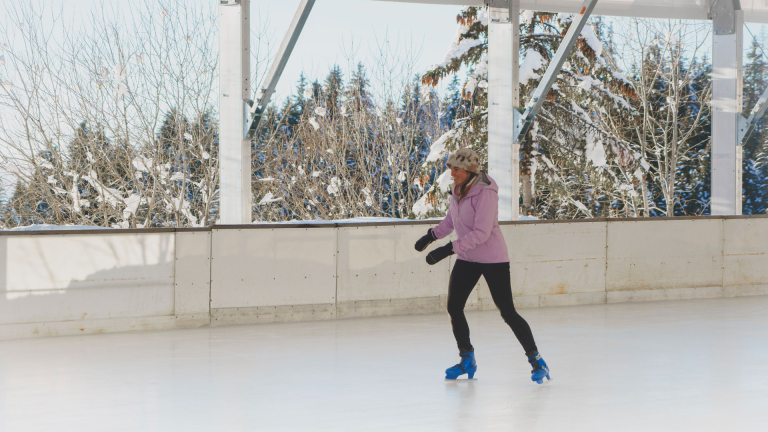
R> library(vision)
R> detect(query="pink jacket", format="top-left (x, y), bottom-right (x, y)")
top-left (432, 172), bottom-right (510, 264)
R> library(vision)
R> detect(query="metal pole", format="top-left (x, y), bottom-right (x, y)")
top-left (245, 0), bottom-right (316, 138)
top-left (219, 0), bottom-right (252, 224)
top-left (510, 0), bottom-right (520, 222)
top-left (513, 0), bottom-right (599, 144)
top-left (487, 0), bottom-right (519, 221)
top-left (711, 0), bottom-right (743, 215)
top-left (738, 85), bottom-right (768, 144)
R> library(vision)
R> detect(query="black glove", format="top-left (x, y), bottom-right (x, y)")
top-left (426, 242), bottom-right (454, 265)
top-left (414, 228), bottom-right (436, 252)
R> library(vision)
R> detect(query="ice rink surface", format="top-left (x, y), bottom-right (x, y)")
top-left (1, 296), bottom-right (767, 432)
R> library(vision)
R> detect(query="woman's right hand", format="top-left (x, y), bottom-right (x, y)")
top-left (414, 229), bottom-right (436, 252)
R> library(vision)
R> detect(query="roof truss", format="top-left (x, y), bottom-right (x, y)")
top-left (368, 0), bottom-right (768, 24)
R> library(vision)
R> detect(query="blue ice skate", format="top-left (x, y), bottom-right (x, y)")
top-left (445, 351), bottom-right (477, 381)
top-left (527, 352), bottom-right (551, 385)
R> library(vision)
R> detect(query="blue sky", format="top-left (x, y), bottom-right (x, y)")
top-left (0, 0), bottom-right (464, 189)
top-left (253, 0), bottom-right (462, 101)
top-left (27, 0), bottom-right (464, 102)
top-left (8, 1), bottom-right (767, 102)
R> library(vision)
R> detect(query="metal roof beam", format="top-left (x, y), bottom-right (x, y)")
top-left (513, 0), bottom-right (599, 144)
top-left (367, 0), bottom-right (768, 23)
top-left (739, 86), bottom-right (768, 145)
top-left (245, 0), bottom-right (316, 139)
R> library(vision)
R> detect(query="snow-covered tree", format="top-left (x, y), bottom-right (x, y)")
top-left (251, 65), bottom-right (443, 222)
top-left (0, 0), bottom-right (221, 228)
top-left (742, 38), bottom-right (768, 214)
top-left (414, 8), bottom-right (639, 219)
top-left (614, 19), bottom-right (713, 216)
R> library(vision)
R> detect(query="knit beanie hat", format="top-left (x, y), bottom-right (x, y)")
top-left (446, 148), bottom-right (481, 174)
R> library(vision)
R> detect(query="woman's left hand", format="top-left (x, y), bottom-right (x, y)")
top-left (426, 242), bottom-right (454, 265)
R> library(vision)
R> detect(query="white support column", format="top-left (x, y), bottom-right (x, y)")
top-left (510, 0), bottom-right (520, 222)
top-left (218, 0), bottom-right (252, 224)
top-left (488, 0), bottom-right (519, 221)
top-left (711, 1), bottom-right (743, 215)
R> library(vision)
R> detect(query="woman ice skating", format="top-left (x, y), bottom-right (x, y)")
top-left (414, 148), bottom-right (550, 384)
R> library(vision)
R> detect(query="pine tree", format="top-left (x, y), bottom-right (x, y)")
top-left (675, 58), bottom-right (712, 216)
top-left (324, 66), bottom-right (344, 120)
top-left (292, 72), bottom-right (309, 124)
top-left (440, 75), bottom-right (469, 131)
top-left (742, 39), bottom-right (768, 214)
top-left (4, 181), bottom-right (39, 227)
top-left (347, 63), bottom-right (372, 113)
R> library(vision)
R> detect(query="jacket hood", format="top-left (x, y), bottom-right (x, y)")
top-left (452, 171), bottom-right (497, 198)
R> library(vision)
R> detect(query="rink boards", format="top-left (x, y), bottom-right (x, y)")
top-left (0, 216), bottom-right (767, 338)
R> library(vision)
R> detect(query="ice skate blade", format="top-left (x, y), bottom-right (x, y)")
top-left (445, 378), bottom-right (477, 382)
top-left (535, 376), bottom-right (552, 386)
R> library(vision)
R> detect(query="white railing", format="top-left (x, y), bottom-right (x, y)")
top-left (1, 216), bottom-right (766, 339)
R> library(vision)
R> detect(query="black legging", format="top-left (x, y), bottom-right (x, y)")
top-left (447, 259), bottom-right (538, 355)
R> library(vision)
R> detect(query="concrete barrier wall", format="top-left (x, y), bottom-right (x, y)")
top-left (1, 216), bottom-right (766, 338)
top-left (722, 218), bottom-right (768, 297)
top-left (175, 231), bottom-right (212, 320)
top-left (503, 222), bottom-right (608, 308)
top-left (606, 219), bottom-right (725, 302)
top-left (210, 227), bottom-right (338, 325)
top-left (336, 225), bottom-right (453, 318)
top-left (0, 230), bottom-right (210, 339)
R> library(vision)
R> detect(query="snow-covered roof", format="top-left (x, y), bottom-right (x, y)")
top-left (372, 0), bottom-right (768, 24)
